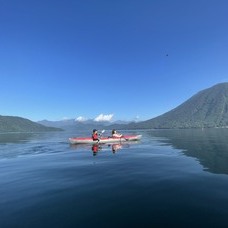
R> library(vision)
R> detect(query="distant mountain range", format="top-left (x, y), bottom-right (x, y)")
top-left (0, 116), bottom-right (62, 132)
top-left (37, 119), bottom-right (130, 130)
top-left (1, 82), bottom-right (228, 132)
top-left (117, 82), bottom-right (228, 129)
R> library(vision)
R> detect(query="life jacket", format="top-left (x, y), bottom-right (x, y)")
top-left (92, 133), bottom-right (99, 141)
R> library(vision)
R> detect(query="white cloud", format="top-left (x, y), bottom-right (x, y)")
top-left (75, 116), bottom-right (87, 122)
top-left (94, 113), bottom-right (114, 122)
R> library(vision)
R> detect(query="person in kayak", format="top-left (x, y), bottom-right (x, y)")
top-left (112, 129), bottom-right (123, 138)
top-left (92, 129), bottom-right (100, 142)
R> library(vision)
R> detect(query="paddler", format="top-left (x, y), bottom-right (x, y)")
top-left (92, 129), bottom-right (100, 142)
top-left (112, 129), bottom-right (123, 138)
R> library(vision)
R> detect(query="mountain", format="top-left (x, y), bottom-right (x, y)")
top-left (115, 82), bottom-right (228, 129)
top-left (0, 115), bottom-right (63, 132)
top-left (38, 119), bottom-right (76, 128)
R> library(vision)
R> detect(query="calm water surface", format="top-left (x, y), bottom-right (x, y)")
top-left (1, 129), bottom-right (228, 227)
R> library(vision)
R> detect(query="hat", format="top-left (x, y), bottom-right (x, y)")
top-left (93, 129), bottom-right (97, 132)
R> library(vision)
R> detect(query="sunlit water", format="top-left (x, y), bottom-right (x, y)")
top-left (1, 129), bottom-right (228, 227)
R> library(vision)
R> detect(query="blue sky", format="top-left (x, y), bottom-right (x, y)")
top-left (1, 0), bottom-right (228, 122)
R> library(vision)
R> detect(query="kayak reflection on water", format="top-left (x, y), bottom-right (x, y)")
top-left (92, 143), bottom-right (128, 156)
top-left (70, 142), bottom-right (136, 156)
top-left (111, 144), bottom-right (123, 153)
top-left (91, 144), bottom-right (102, 156)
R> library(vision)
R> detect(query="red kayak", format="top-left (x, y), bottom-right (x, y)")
top-left (69, 135), bottom-right (142, 144)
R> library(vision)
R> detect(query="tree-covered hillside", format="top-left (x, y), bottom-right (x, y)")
top-left (0, 115), bottom-right (62, 132)
top-left (114, 83), bottom-right (228, 129)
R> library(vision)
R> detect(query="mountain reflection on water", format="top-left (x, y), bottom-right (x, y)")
top-left (0, 133), bottom-right (34, 143)
top-left (148, 128), bottom-right (228, 175)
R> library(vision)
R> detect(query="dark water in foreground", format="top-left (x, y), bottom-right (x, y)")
top-left (1, 129), bottom-right (228, 227)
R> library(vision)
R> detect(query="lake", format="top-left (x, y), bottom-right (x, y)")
top-left (1, 129), bottom-right (228, 227)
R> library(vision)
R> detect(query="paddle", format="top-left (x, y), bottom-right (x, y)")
top-left (121, 135), bottom-right (129, 141)
top-left (96, 130), bottom-right (105, 143)
top-left (99, 130), bottom-right (105, 137)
